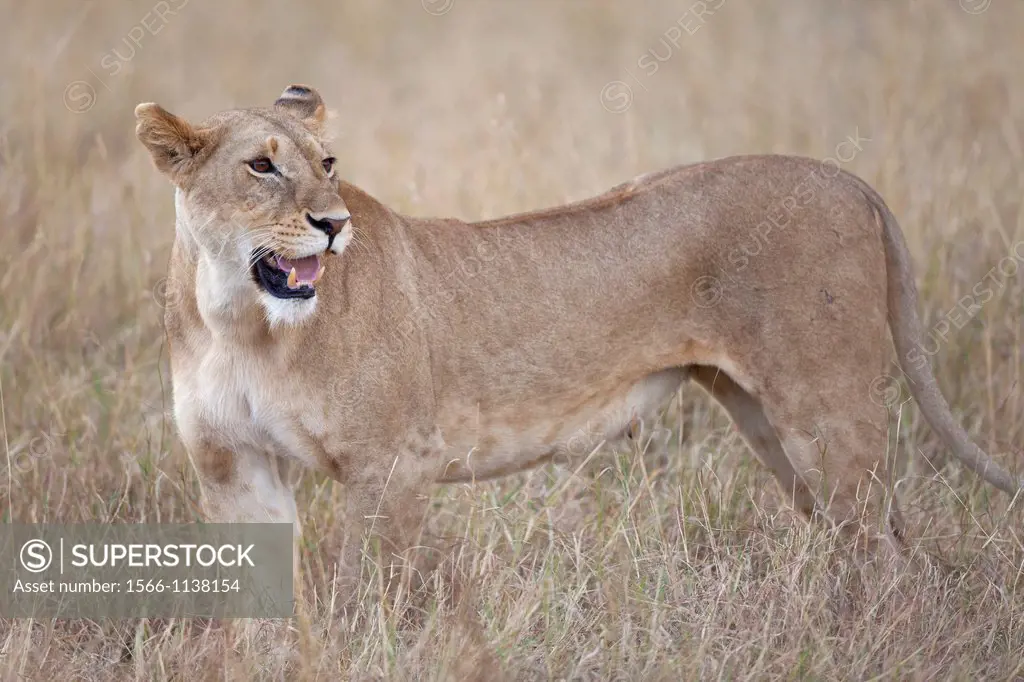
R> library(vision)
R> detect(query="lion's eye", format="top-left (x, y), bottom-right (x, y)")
top-left (248, 158), bottom-right (275, 174)
top-left (322, 157), bottom-right (335, 175)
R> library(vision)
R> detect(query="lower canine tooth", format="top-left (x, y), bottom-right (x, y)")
top-left (287, 267), bottom-right (298, 288)
top-left (313, 265), bottom-right (326, 283)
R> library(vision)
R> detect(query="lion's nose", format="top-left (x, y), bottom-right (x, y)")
top-left (306, 212), bottom-right (350, 237)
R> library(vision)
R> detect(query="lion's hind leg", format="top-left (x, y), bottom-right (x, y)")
top-left (690, 361), bottom-right (910, 563)
top-left (753, 369), bottom-right (907, 554)
top-left (688, 364), bottom-right (818, 518)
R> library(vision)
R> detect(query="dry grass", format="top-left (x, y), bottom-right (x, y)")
top-left (2, 1), bottom-right (1023, 679)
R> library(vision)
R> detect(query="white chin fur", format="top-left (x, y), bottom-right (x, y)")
top-left (259, 291), bottom-right (318, 328)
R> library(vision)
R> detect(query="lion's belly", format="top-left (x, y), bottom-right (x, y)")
top-left (436, 368), bottom-right (687, 482)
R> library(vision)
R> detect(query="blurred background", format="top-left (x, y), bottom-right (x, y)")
top-left (1, 1), bottom-right (1022, 679)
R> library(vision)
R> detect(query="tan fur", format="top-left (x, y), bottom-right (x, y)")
top-left (136, 86), bottom-right (1021, 597)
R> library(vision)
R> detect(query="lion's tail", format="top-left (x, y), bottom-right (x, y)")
top-left (847, 172), bottom-right (1022, 495)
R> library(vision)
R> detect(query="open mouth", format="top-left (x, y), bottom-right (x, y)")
top-left (252, 252), bottom-right (326, 299)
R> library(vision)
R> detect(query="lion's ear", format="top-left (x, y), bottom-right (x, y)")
top-left (134, 102), bottom-right (217, 183)
top-left (274, 84), bottom-right (327, 134)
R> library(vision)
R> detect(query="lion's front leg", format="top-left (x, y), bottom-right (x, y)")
top-left (188, 442), bottom-right (302, 641)
top-left (341, 478), bottom-right (431, 602)
top-left (191, 441), bottom-right (302, 600)
top-left (337, 432), bottom-right (445, 609)
top-left (191, 442), bottom-right (300, 532)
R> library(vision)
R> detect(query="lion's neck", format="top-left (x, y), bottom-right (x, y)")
top-left (194, 251), bottom-right (263, 332)
top-left (172, 216), bottom-right (273, 344)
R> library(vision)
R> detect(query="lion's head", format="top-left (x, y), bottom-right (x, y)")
top-left (135, 85), bottom-right (352, 325)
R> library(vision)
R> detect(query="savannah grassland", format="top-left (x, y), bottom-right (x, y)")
top-left (1, 1), bottom-right (1023, 679)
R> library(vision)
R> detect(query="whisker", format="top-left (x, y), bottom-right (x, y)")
top-left (349, 229), bottom-right (376, 261)
top-left (240, 237), bottom-right (281, 277)
top-left (244, 243), bottom-right (278, 273)
top-left (246, 233), bottom-right (278, 251)
top-left (247, 247), bottom-right (274, 268)
top-left (244, 238), bottom-right (276, 259)
top-left (230, 226), bottom-right (278, 246)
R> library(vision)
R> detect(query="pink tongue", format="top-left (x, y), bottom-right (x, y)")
top-left (275, 254), bottom-right (321, 281)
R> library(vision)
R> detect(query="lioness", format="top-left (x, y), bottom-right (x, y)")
top-left (136, 85), bottom-right (1020, 592)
